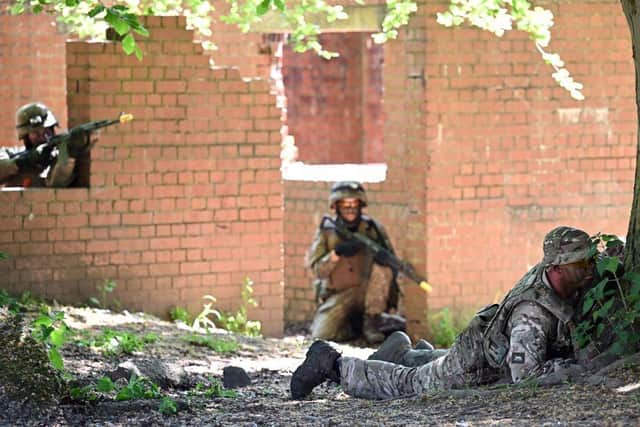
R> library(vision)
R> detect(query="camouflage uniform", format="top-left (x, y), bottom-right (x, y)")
top-left (0, 103), bottom-right (76, 188)
top-left (338, 226), bottom-right (593, 399)
top-left (306, 181), bottom-right (400, 342)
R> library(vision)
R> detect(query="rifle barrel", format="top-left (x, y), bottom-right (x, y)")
top-left (325, 216), bottom-right (432, 293)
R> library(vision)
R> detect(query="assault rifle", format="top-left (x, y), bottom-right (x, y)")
top-left (321, 216), bottom-right (432, 293)
top-left (11, 112), bottom-right (134, 165)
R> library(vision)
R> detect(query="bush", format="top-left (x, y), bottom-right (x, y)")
top-left (427, 307), bottom-right (475, 348)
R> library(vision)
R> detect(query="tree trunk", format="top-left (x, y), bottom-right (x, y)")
top-left (622, 0), bottom-right (640, 273)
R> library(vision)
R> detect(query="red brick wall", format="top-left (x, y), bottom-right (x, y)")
top-left (1, 1), bottom-right (636, 341)
top-left (0, 16), bottom-right (284, 336)
top-left (283, 33), bottom-right (384, 164)
top-left (202, 2), bottom-right (276, 80)
top-left (0, 7), bottom-right (68, 145)
top-left (421, 0), bottom-right (635, 315)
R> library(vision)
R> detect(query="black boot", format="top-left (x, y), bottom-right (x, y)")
top-left (290, 340), bottom-right (341, 400)
top-left (367, 331), bottom-right (413, 364)
top-left (414, 339), bottom-right (435, 350)
top-left (368, 331), bottom-right (445, 367)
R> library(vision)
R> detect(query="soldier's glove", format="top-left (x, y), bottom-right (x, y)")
top-left (373, 250), bottom-right (392, 266)
top-left (334, 240), bottom-right (362, 257)
top-left (14, 144), bottom-right (53, 169)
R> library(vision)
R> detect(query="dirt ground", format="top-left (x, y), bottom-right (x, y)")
top-left (2, 306), bottom-right (640, 426)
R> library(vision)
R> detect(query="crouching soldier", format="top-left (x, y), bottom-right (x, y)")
top-left (0, 102), bottom-right (76, 188)
top-left (305, 181), bottom-right (405, 344)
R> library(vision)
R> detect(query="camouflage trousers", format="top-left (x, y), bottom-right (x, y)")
top-left (339, 315), bottom-right (502, 399)
top-left (310, 264), bottom-right (392, 342)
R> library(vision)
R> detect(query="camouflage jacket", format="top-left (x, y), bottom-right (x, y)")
top-left (305, 215), bottom-right (396, 302)
top-left (482, 263), bottom-right (577, 383)
top-left (0, 145), bottom-right (75, 188)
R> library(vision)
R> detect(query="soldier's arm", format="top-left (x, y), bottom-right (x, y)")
top-left (44, 140), bottom-right (76, 188)
top-left (305, 228), bottom-right (338, 279)
top-left (368, 218), bottom-right (396, 255)
top-left (0, 156), bottom-right (19, 183)
top-left (506, 302), bottom-right (555, 383)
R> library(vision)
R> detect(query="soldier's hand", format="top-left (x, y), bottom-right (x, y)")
top-left (373, 250), bottom-right (392, 266)
top-left (335, 240), bottom-right (362, 257)
top-left (14, 144), bottom-right (53, 169)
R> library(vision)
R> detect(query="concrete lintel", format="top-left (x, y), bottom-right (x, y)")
top-left (250, 4), bottom-right (385, 33)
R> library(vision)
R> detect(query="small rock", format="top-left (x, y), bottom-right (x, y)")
top-left (223, 366), bottom-right (251, 389)
top-left (107, 359), bottom-right (186, 388)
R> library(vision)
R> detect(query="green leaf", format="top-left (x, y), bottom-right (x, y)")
top-left (122, 34), bottom-right (136, 55)
top-left (64, 0), bottom-right (79, 6)
top-left (96, 376), bottom-right (115, 392)
top-left (593, 298), bottom-right (614, 322)
top-left (581, 296), bottom-right (594, 315)
top-left (623, 271), bottom-right (640, 286)
top-left (33, 316), bottom-right (53, 327)
top-left (105, 10), bottom-right (131, 36)
top-left (49, 327), bottom-right (67, 347)
top-left (116, 387), bottom-right (133, 401)
top-left (88, 5), bottom-right (105, 18)
top-left (134, 45), bottom-right (143, 61)
top-left (9, 4), bottom-right (25, 15)
top-left (159, 396), bottom-right (178, 414)
top-left (273, 0), bottom-right (285, 11)
top-left (131, 22), bottom-right (150, 37)
top-left (32, 4), bottom-right (42, 13)
top-left (48, 348), bottom-right (64, 370)
top-left (256, 0), bottom-right (271, 16)
top-left (592, 278), bottom-right (608, 300)
top-left (596, 256), bottom-right (620, 276)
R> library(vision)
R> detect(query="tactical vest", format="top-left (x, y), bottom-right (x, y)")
top-left (482, 264), bottom-right (575, 368)
top-left (308, 214), bottom-right (400, 308)
top-left (321, 215), bottom-right (383, 289)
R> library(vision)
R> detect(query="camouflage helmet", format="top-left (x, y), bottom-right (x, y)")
top-left (15, 102), bottom-right (58, 139)
top-left (329, 181), bottom-right (367, 209)
top-left (542, 226), bottom-right (594, 266)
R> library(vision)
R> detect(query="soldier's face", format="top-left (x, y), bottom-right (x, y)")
top-left (337, 198), bottom-right (360, 223)
top-left (26, 126), bottom-right (54, 146)
top-left (560, 258), bottom-right (595, 290)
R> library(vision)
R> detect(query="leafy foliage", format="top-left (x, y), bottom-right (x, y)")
top-left (116, 374), bottom-right (161, 400)
top-left (436, 0), bottom-right (583, 99)
top-left (372, 0), bottom-right (417, 44)
top-left (573, 234), bottom-right (640, 356)
top-left (0, 311), bottom-right (67, 404)
top-left (183, 333), bottom-right (239, 353)
top-left (190, 377), bottom-right (237, 398)
top-left (159, 396), bottom-right (178, 414)
top-left (192, 277), bottom-right (262, 337)
top-left (427, 307), bottom-right (475, 348)
top-left (74, 328), bottom-right (157, 356)
top-left (30, 309), bottom-right (71, 370)
top-left (7, 0), bottom-right (579, 96)
top-left (223, 0), bottom-right (350, 59)
top-left (192, 295), bottom-right (223, 332)
top-left (170, 306), bottom-right (192, 324)
top-left (9, 0), bottom-right (149, 59)
top-left (88, 279), bottom-right (121, 311)
top-left (70, 374), bottom-right (163, 402)
top-left (0, 289), bottom-right (41, 315)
